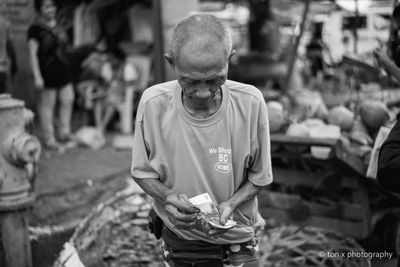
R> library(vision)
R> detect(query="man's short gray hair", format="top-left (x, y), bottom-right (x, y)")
top-left (167, 14), bottom-right (233, 64)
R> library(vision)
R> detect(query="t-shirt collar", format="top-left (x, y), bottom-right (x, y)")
top-left (175, 81), bottom-right (229, 127)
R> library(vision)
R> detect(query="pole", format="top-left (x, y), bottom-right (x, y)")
top-left (0, 1), bottom-right (7, 94)
top-left (353, 0), bottom-right (359, 54)
top-left (0, 2), bottom-right (7, 68)
top-left (152, 0), bottom-right (165, 83)
top-left (285, 0), bottom-right (310, 91)
top-left (387, 0), bottom-right (398, 57)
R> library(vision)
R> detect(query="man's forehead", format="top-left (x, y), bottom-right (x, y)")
top-left (176, 52), bottom-right (228, 79)
top-left (180, 35), bottom-right (227, 57)
top-left (178, 43), bottom-right (226, 65)
top-left (178, 69), bottom-right (226, 80)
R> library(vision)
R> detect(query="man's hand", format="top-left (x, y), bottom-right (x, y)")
top-left (218, 201), bottom-right (234, 225)
top-left (165, 193), bottom-right (200, 229)
top-left (196, 217), bottom-right (228, 238)
top-left (193, 201), bottom-right (234, 239)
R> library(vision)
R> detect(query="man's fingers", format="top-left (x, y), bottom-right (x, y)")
top-left (219, 204), bottom-right (233, 225)
top-left (166, 194), bottom-right (199, 213)
top-left (165, 204), bottom-right (198, 222)
top-left (178, 194), bottom-right (199, 211)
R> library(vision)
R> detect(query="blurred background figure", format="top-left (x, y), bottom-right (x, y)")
top-left (0, 14), bottom-right (18, 94)
top-left (75, 37), bottom-right (109, 130)
top-left (99, 42), bottom-right (137, 135)
top-left (27, 0), bottom-right (75, 150)
top-left (306, 21), bottom-right (325, 80)
top-left (76, 37), bottom-right (137, 135)
top-left (389, 3), bottom-right (400, 62)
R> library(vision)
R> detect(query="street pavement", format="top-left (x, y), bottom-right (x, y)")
top-left (31, 138), bottom-right (133, 226)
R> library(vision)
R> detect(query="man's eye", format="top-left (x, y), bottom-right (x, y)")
top-left (183, 79), bottom-right (195, 85)
top-left (208, 78), bottom-right (224, 85)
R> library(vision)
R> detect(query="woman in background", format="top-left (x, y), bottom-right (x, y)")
top-left (28, 0), bottom-right (74, 150)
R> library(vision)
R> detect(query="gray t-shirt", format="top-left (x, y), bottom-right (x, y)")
top-left (131, 80), bottom-right (273, 244)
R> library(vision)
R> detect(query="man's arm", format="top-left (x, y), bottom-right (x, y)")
top-left (133, 177), bottom-right (173, 203)
top-left (219, 181), bottom-right (264, 225)
top-left (133, 177), bottom-right (200, 228)
top-left (219, 112), bottom-right (272, 225)
top-left (132, 110), bottom-right (200, 229)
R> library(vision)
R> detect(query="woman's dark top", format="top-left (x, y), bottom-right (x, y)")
top-left (377, 113), bottom-right (400, 193)
top-left (27, 21), bottom-right (71, 88)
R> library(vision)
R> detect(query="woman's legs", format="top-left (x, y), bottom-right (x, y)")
top-left (37, 89), bottom-right (58, 147)
top-left (93, 99), bottom-right (104, 129)
top-left (118, 85), bottom-right (134, 134)
top-left (58, 83), bottom-right (75, 141)
top-left (100, 104), bottom-right (116, 133)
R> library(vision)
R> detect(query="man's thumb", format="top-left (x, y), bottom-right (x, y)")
top-left (219, 208), bottom-right (231, 225)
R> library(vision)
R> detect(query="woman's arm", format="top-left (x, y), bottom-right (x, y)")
top-left (28, 39), bottom-right (44, 89)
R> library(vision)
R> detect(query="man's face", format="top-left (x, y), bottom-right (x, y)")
top-left (174, 43), bottom-right (229, 107)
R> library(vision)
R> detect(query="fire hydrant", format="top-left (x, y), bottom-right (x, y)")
top-left (0, 94), bottom-right (41, 267)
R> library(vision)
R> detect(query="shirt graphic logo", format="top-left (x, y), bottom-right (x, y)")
top-left (209, 147), bottom-right (232, 174)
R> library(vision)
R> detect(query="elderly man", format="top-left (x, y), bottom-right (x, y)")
top-left (131, 14), bottom-right (272, 267)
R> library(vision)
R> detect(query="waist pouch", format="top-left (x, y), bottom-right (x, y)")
top-left (148, 209), bottom-right (163, 240)
top-left (162, 226), bottom-right (227, 267)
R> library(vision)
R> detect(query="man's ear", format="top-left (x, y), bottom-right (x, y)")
top-left (164, 53), bottom-right (174, 67)
top-left (228, 49), bottom-right (237, 61)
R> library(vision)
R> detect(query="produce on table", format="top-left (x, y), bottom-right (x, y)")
top-left (360, 100), bottom-right (390, 130)
top-left (309, 124), bottom-right (341, 159)
top-left (267, 101), bottom-right (286, 133)
top-left (302, 118), bottom-right (325, 128)
top-left (284, 123), bottom-right (310, 153)
top-left (327, 105), bottom-right (354, 131)
top-left (266, 100), bottom-right (284, 113)
top-left (350, 117), bottom-right (374, 146)
top-left (290, 89), bottom-right (328, 120)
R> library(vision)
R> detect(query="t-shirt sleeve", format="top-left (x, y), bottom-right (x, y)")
top-left (27, 25), bottom-right (40, 42)
top-left (248, 104), bottom-right (273, 186)
top-left (131, 100), bottom-right (159, 179)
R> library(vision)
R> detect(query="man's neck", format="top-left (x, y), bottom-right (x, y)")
top-left (182, 88), bottom-right (222, 119)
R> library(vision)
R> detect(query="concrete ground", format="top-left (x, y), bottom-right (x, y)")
top-left (28, 135), bottom-right (134, 267)
top-left (31, 137), bottom-right (132, 226)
